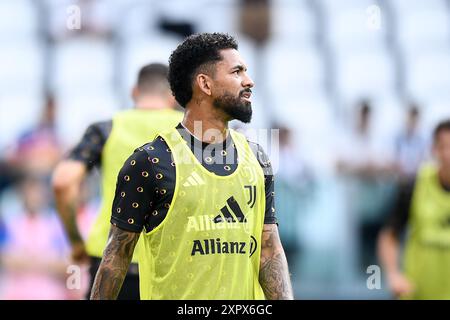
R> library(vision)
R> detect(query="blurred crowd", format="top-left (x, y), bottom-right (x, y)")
top-left (1, 0), bottom-right (450, 299)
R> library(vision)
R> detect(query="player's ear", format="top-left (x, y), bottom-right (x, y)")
top-left (131, 86), bottom-right (139, 102)
top-left (196, 73), bottom-right (212, 96)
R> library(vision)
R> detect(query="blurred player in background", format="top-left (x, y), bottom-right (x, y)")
top-left (90, 32), bottom-right (293, 300)
top-left (52, 63), bottom-right (182, 299)
top-left (378, 119), bottom-right (450, 299)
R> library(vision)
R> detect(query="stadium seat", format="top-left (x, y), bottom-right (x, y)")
top-left (116, 0), bottom-right (162, 40)
top-left (0, 40), bottom-right (44, 94)
top-left (50, 37), bottom-right (115, 95)
top-left (325, 7), bottom-right (387, 53)
top-left (271, 0), bottom-right (316, 42)
top-left (334, 47), bottom-right (396, 104)
top-left (0, 92), bottom-right (44, 150)
top-left (44, 0), bottom-right (123, 40)
top-left (157, 0), bottom-right (208, 26)
top-left (388, 0), bottom-right (447, 14)
top-left (273, 93), bottom-right (336, 172)
top-left (55, 90), bottom-right (120, 147)
top-left (196, 0), bottom-right (239, 34)
top-left (263, 40), bottom-right (326, 104)
top-left (396, 10), bottom-right (450, 54)
top-left (404, 50), bottom-right (450, 103)
top-left (0, 0), bottom-right (39, 40)
top-left (318, 0), bottom-right (375, 11)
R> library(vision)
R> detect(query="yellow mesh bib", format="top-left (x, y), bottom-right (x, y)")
top-left (404, 163), bottom-right (450, 299)
top-left (138, 128), bottom-right (266, 299)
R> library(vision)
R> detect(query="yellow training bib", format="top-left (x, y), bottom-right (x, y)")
top-left (403, 163), bottom-right (450, 299)
top-left (138, 127), bottom-right (266, 299)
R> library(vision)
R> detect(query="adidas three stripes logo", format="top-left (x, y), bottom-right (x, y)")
top-left (213, 196), bottom-right (247, 223)
top-left (183, 172), bottom-right (206, 187)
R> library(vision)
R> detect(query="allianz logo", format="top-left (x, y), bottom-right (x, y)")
top-left (191, 236), bottom-right (258, 257)
top-left (186, 215), bottom-right (243, 232)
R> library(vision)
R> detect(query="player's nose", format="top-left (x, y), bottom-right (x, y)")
top-left (242, 73), bottom-right (254, 88)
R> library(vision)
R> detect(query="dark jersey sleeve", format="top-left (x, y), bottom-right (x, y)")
top-left (248, 142), bottom-right (277, 225)
top-left (384, 179), bottom-right (415, 237)
top-left (68, 120), bottom-right (112, 171)
top-left (110, 148), bottom-right (157, 233)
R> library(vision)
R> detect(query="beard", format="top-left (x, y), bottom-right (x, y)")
top-left (213, 90), bottom-right (253, 123)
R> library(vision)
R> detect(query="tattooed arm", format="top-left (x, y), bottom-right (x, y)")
top-left (52, 160), bottom-right (89, 262)
top-left (90, 224), bottom-right (140, 300)
top-left (259, 224), bottom-right (294, 300)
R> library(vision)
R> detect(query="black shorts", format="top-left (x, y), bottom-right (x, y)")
top-left (86, 256), bottom-right (140, 300)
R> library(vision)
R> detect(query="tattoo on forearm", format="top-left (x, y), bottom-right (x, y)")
top-left (90, 225), bottom-right (140, 300)
top-left (259, 225), bottom-right (294, 300)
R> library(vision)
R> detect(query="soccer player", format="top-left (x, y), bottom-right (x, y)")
top-left (378, 119), bottom-right (450, 299)
top-left (90, 33), bottom-right (294, 300)
top-left (52, 63), bottom-right (182, 299)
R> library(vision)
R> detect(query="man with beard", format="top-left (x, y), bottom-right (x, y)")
top-left (90, 33), bottom-right (293, 300)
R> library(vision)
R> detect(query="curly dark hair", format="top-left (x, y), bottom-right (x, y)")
top-left (168, 33), bottom-right (238, 107)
